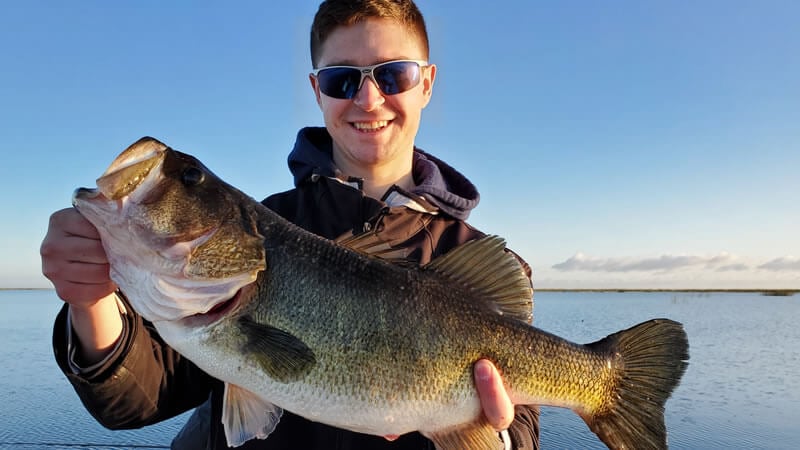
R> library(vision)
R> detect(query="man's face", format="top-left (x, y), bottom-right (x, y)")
top-left (310, 18), bottom-right (436, 173)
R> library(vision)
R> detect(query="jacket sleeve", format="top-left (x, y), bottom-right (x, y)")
top-left (507, 405), bottom-right (540, 450)
top-left (52, 298), bottom-right (215, 429)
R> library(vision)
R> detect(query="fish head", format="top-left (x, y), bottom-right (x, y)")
top-left (73, 137), bottom-right (266, 323)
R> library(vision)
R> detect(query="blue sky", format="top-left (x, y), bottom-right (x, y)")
top-left (1, 1), bottom-right (798, 289)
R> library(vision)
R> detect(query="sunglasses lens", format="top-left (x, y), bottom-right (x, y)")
top-left (317, 61), bottom-right (422, 99)
top-left (374, 61), bottom-right (421, 95)
top-left (317, 67), bottom-right (362, 99)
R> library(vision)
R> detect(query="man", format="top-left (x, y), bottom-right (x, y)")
top-left (41, 1), bottom-right (540, 448)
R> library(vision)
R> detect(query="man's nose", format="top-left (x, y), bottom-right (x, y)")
top-left (352, 76), bottom-right (385, 111)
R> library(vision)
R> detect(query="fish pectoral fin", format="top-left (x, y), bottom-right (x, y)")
top-left (222, 383), bottom-right (283, 448)
top-left (238, 316), bottom-right (316, 382)
top-left (424, 419), bottom-right (504, 450)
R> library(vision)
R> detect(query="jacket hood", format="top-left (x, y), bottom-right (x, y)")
top-left (287, 127), bottom-right (480, 220)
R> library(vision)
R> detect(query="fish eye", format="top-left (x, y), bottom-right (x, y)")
top-left (181, 167), bottom-right (205, 187)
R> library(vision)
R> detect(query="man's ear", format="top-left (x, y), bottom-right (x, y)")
top-left (421, 64), bottom-right (437, 107)
top-left (309, 74), bottom-right (323, 107)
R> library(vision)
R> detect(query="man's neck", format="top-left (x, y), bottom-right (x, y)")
top-left (333, 152), bottom-right (415, 200)
top-left (359, 171), bottom-right (415, 200)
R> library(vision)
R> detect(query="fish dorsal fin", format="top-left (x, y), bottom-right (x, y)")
top-left (425, 236), bottom-right (532, 323)
top-left (237, 316), bottom-right (316, 382)
top-left (222, 383), bottom-right (283, 447)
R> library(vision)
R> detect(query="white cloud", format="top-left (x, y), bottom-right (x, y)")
top-left (552, 252), bottom-right (746, 273)
top-left (715, 263), bottom-right (750, 272)
top-left (759, 256), bottom-right (800, 272)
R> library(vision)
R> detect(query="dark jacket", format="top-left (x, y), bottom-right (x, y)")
top-left (52, 127), bottom-right (539, 449)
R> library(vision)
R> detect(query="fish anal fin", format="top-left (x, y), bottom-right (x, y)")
top-left (238, 316), bottom-right (316, 382)
top-left (426, 236), bottom-right (533, 323)
top-left (222, 383), bottom-right (283, 447)
top-left (424, 419), bottom-right (504, 450)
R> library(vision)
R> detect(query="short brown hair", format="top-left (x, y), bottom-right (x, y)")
top-left (310, 0), bottom-right (430, 68)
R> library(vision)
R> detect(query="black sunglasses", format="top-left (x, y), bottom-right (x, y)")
top-left (311, 59), bottom-right (428, 100)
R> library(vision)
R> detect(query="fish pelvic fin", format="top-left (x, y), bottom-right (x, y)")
top-left (238, 316), bottom-right (316, 382)
top-left (222, 383), bottom-right (283, 447)
top-left (583, 319), bottom-right (689, 450)
top-left (425, 236), bottom-right (533, 323)
top-left (424, 417), bottom-right (504, 450)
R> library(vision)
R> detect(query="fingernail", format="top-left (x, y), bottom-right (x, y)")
top-left (476, 362), bottom-right (491, 381)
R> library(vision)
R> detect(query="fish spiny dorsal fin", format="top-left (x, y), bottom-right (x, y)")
top-left (425, 235), bottom-right (532, 324)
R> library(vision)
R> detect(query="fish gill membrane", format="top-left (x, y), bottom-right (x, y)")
top-left (71, 137), bottom-right (690, 450)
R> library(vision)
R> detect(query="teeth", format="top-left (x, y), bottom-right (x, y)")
top-left (353, 121), bottom-right (388, 131)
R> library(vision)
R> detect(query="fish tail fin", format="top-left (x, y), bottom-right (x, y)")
top-left (582, 319), bottom-right (689, 449)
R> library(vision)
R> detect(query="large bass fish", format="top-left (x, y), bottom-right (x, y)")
top-left (72, 137), bottom-right (689, 449)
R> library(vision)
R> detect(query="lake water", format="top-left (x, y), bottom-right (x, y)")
top-left (1, 290), bottom-right (797, 449)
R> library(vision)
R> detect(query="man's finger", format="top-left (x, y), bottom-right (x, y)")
top-left (474, 359), bottom-right (514, 431)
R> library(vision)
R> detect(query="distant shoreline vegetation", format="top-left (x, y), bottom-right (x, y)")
top-left (535, 288), bottom-right (798, 297)
top-left (2, 287), bottom-right (797, 296)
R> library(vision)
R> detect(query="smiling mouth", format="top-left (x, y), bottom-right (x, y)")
top-left (352, 120), bottom-right (389, 132)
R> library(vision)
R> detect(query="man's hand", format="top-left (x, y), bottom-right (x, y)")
top-left (41, 207), bottom-right (117, 306)
top-left (41, 207), bottom-right (123, 364)
top-left (474, 359), bottom-right (514, 431)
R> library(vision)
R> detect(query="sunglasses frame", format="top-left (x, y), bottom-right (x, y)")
top-left (311, 59), bottom-right (429, 99)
